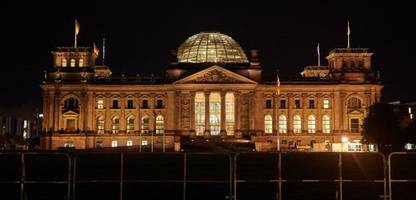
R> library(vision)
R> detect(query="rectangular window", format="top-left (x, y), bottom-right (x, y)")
top-left (111, 140), bottom-right (118, 147)
top-left (126, 140), bottom-right (133, 146)
top-left (156, 99), bottom-right (163, 108)
top-left (142, 100), bottom-right (148, 108)
top-left (127, 100), bottom-right (134, 109)
top-left (351, 118), bottom-right (359, 133)
top-left (141, 140), bottom-right (148, 146)
top-left (265, 99), bottom-right (272, 108)
top-left (323, 99), bottom-right (330, 109)
top-left (280, 100), bottom-right (286, 109)
top-left (112, 100), bottom-right (119, 109)
top-left (294, 100), bottom-right (301, 109)
top-left (97, 99), bottom-right (104, 109)
top-left (309, 100), bottom-right (315, 109)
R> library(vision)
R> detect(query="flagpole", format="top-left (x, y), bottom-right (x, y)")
top-left (276, 69), bottom-right (280, 152)
top-left (317, 43), bottom-right (321, 67)
top-left (102, 38), bottom-right (106, 65)
top-left (347, 21), bottom-right (351, 48)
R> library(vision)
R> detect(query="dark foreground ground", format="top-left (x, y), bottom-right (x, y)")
top-left (0, 150), bottom-right (415, 200)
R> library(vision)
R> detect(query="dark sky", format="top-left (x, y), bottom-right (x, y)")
top-left (3, 1), bottom-right (416, 117)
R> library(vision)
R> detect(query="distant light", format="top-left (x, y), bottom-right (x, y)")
top-left (409, 107), bottom-right (412, 114)
top-left (38, 114), bottom-right (44, 118)
top-left (142, 140), bottom-right (148, 146)
top-left (341, 136), bottom-right (349, 143)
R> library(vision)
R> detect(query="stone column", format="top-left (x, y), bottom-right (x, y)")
top-left (235, 92), bottom-right (241, 138)
top-left (220, 91), bottom-right (226, 136)
top-left (333, 92), bottom-right (340, 134)
top-left (204, 91), bottom-right (210, 137)
top-left (120, 94), bottom-right (126, 133)
top-left (287, 93), bottom-right (292, 134)
top-left (301, 93), bottom-right (308, 134)
top-left (54, 92), bottom-right (61, 132)
top-left (105, 93), bottom-right (111, 133)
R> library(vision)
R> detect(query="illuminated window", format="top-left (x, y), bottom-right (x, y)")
top-left (279, 115), bottom-right (287, 133)
top-left (209, 92), bottom-right (221, 135)
top-left (293, 115), bottom-right (301, 133)
top-left (112, 116), bottom-right (119, 134)
top-left (307, 115), bottom-right (316, 133)
top-left (156, 115), bottom-right (164, 134)
top-left (127, 116), bottom-right (134, 134)
top-left (348, 97), bottom-right (361, 109)
top-left (264, 115), bottom-right (272, 134)
top-left (350, 118), bottom-right (359, 133)
top-left (141, 140), bottom-right (148, 146)
top-left (322, 115), bottom-right (331, 133)
top-left (64, 142), bottom-right (74, 148)
top-left (141, 115), bottom-right (149, 133)
top-left (96, 116), bottom-right (104, 134)
top-left (111, 140), bottom-right (117, 147)
top-left (323, 99), bottom-right (330, 109)
top-left (62, 58), bottom-right (67, 67)
top-left (126, 140), bottom-right (133, 147)
top-left (194, 92), bottom-right (205, 136)
top-left (97, 99), bottom-right (104, 109)
top-left (225, 92), bottom-right (235, 135)
top-left (70, 59), bottom-right (76, 67)
top-left (79, 59), bottom-right (84, 67)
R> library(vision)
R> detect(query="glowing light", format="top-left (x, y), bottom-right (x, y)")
top-left (341, 136), bottom-right (349, 143)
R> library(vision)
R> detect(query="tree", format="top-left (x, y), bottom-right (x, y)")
top-left (362, 103), bottom-right (402, 152)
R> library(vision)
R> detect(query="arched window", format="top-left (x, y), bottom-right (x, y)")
top-left (308, 115), bottom-right (316, 133)
top-left (126, 116), bottom-right (134, 134)
top-left (264, 115), bottom-right (272, 134)
top-left (156, 115), bottom-right (164, 134)
top-left (141, 115), bottom-right (149, 134)
top-left (194, 92), bottom-right (205, 136)
top-left (70, 59), bottom-right (76, 67)
top-left (96, 116), bottom-right (104, 134)
top-left (62, 58), bottom-right (67, 67)
top-left (293, 115), bottom-right (301, 133)
top-left (348, 97), bottom-right (361, 109)
top-left (279, 115), bottom-right (287, 133)
top-left (112, 116), bottom-right (119, 134)
top-left (322, 115), bottom-right (331, 133)
top-left (209, 92), bottom-right (221, 135)
top-left (79, 59), bottom-right (84, 67)
top-left (64, 98), bottom-right (79, 109)
top-left (225, 92), bottom-right (235, 135)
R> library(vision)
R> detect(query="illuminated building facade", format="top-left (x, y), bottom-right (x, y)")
top-left (41, 32), bottom-right (382, 151)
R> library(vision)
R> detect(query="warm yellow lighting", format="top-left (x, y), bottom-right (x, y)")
top-left (341, 136), bottom-right (349, 143)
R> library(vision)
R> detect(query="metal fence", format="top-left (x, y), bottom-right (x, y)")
top-left (0, 151), bottom-right (414, 200)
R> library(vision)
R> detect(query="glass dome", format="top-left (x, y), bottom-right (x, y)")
top-left (177, 32), bottom-right (249, 64)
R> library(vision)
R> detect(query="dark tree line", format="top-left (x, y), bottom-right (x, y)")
top-left (362, 103), bottom-right (416, 153)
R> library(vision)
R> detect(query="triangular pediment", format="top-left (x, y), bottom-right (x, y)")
top-left (173, 65), bottom-right (257, 84)
top-left (347, 109), bottom-right (364, 115)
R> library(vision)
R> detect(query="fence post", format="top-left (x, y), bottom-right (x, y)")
top-left (120, 152), bottom-right (124, 200)
top-left (20, 153), bottom-right (25, 200)
top-left (183, 153), bottom-right (187, 200)
top-left (278, 152), bottom-right (282, 200)
top-left (338, 152), bottom-right (343, 200)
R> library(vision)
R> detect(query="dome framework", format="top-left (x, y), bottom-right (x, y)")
top-left (177, 32), bottom-right (249, 64)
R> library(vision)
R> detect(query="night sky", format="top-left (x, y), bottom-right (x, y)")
top-left (3, 1), bottom-right (416, 117)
